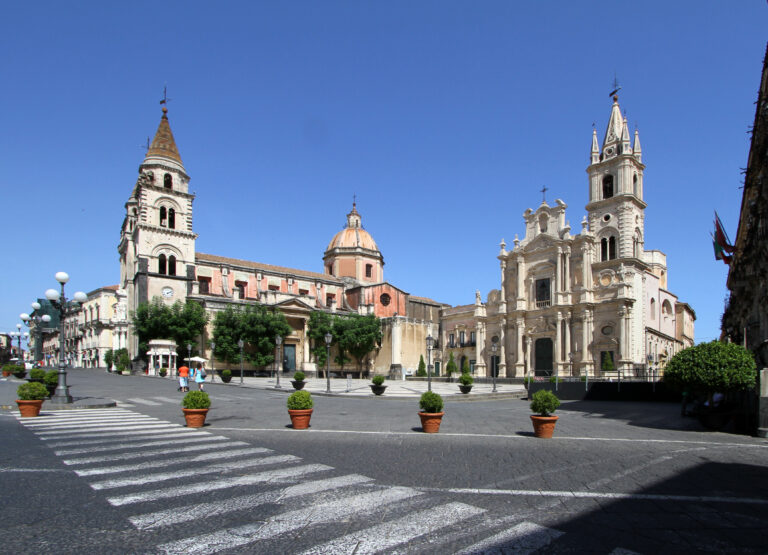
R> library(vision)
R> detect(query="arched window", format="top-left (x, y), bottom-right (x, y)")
top-left (158, 254), bottom-right (167, 275)
top-left (633, 173), bottom-right (638, 196)
top-left (168, 255), bottom-right (177, 276)
top-left (608, 236), bottom-right (617, 260)
top-left (602, 175), bottom-right (614, 199)
top-left (159, 207), bottom-right (167, 227)
top-left (650, 298), bottom-right (656, 320)
top-left (168, 208), bottom-right (175, 229)
top-left (601, 238), bottom-right (608, 261)
top-left (662, 300), bottom-right (673, 318)
top-left (539, 213), bottom-right (548, 233)
top-left (164, 173), bottom-right (173, 189)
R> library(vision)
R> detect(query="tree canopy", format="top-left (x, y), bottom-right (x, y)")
top-left (307, 311), bottom-right (333, 368)
top-left (445, 352), bottom-right (457, 376)
top-left (132, 299), bottom-right (208, 361)
top-left (211, 304), bottom-right (292, 368)
top-left (307, 312), bottom-right (382, 373)
top-left (663, 341), bottom-right (757, 393)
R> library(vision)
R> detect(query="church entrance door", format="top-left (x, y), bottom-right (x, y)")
top-left (283, 345), bottom-right (296, 373)
top-left (535, 338), bottom-right (553, 376)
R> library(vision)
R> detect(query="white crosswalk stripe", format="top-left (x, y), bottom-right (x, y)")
top-left (125, 398), bottom-right (163, 406)
top-left (15, 408), bottom-right (570, 554)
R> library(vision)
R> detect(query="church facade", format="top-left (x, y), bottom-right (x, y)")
top-left (118, 106), bottom-right (443, 375)
top-left (469, 95), bottom-right (695, 378)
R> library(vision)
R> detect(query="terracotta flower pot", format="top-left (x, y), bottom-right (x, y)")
top-left (288, 408), bottom-right (313, 429)
top-left (2, 370), bottom-right (12, 377)
top-left (182, 408), bottom-right (209, 428)
top-left (418, 411), bottom-right (444, 433)
top-left (291, 380), bottom-right (306, 390)
top-left (530, 415), bottom-right (558, 438)
top-left (17, 399), bottom-right (44, 418)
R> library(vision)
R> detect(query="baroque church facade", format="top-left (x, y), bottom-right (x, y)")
top-left (118, 106), bottom-right (443, 375)
top-left (463, 95), bottom-right (695, 378)
top-left (119, 97), bottom-right (694, 378)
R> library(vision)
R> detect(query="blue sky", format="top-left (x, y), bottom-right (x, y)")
top-left (1, 1), bottom-right (766, 345)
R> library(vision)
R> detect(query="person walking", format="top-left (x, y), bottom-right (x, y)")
top-left (191, 362), bottom-right (206, 391)
top-left (178, 365), bottom-right (190, 392)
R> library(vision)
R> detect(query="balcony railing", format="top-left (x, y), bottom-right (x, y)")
top-left (535, 299), bottom-right (551, 309)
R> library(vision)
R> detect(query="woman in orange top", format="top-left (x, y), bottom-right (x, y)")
top-left (178, 365), bottom-right (190, 392)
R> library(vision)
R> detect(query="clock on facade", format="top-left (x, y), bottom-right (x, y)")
top-left (162, 287), bottom-right (174, 298)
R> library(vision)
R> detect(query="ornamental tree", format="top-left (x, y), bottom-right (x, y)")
top-left (133, 299), bottom-right (208, 361)
top-left (445, 352), bottom-right (457, 376)
top-left (663, 341), bottom-right (756, 394)
top-left (417, 355), bottom-right (427, 377)
top-left (211, 305), bottom-right (291, 369)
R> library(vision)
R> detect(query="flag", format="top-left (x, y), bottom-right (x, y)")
top-left (711, 232), bottom-right (732, 265)
top-left (714, 211), bottom-right (734, 254)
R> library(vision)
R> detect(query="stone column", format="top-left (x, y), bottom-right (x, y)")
top-left (555, 247), bottom-right (562, 298)
top-left (498, 320), bottom-right (507, 377)
top-left (525, 336), bottom-right (532, 377)
top-left (515, 318), bottom-right (525, 376)
top-left (564, 247), bottom-right (571, 293)
top-left (582, 244), bottom-right (592, 303)
top-left (617, 306), bottom-right (626, 376)
top-left (582, 309), bottom-right (593, 376)
top-left (517, 258), bottom-right (526, 310)
top-left (555, 311), bottom-right (562, 373)
top-left (390, 316), bottom-right (402, 375)
top-left (564, 312), bottom-right (572, 375)
top-left (475, 321), bottom-right (487, 377)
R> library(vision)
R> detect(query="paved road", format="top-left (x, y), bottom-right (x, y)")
top-left (1, 369), bottom-right (767, 553)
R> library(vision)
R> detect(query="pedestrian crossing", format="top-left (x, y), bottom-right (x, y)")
top-left (116, 394), bottom-right (245, 408)
top-left (15, 408), bottom-right (567, 554)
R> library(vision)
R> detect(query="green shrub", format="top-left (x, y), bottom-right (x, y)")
top-left (663, 341), bottom-right (757, 394)
top-left (419, 391), bottom-right (444, 413)
top-left (416, 355), bottom-right (427, 377)
top-left (462, 357), bottom-right (470, 374)
top-left (287, 390), bottom-right (313, 410)
top-left (524, 376), bottom-right (534, 386)
top-left (30, 368), bottom-right (45, 380)
top-left (445, 352), bottom-right (457, 376)
top-left (372, 375), bottom-right (385, 386)
top-left (580, 374), bottom-right (587, 382)
top-left (549, 376), bottom-right (562, 384)
top-left (17, 382), bottom-right (49, 401)
top-left (458, 372), bottom-right (473, 386)
top-left (44, 370), bottom-right (59, 387)
top-left (221, 369), bottom-right (232, 382)
top-left (159, 368), bottom-right (168, 377)
top-left (530, 389), bottom-right (560, 416)
top-left (13, 366), bottom-right (27, 379)
top-left (293, 371), bottom-right (305, 382)
top-left (182, 390), bottom-right (211, 409)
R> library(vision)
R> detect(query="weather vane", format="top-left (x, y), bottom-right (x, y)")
top-left (160, 85), bottom-right (172, 107)
top-left (609, 74), bottom-right (621, 98)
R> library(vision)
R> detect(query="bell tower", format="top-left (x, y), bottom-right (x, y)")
top-left (118, 105), bottom-right (197, 358)
top-left (586, 94), bottom-right (646, 263)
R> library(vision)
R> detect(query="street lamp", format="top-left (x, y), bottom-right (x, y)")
top-left (21, 304), bottom-right (52, 365)
top-left (426, 334), bottom-right (434, 392)
top-left (275, 335), bottom-right (283, 389)
top-left (209, 341), bottom-right (215, 382)
top-left (491, 337), bottom-right (499, 393)
top-left (324, 331), bottom-right (332, 393)
top-left (238, 338), bottom-right (244, 385)
top-left (45, 271), bottom-right (87, 404)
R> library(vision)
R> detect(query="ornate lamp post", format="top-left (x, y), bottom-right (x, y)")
top-left (209, 340), bottom-right (215, 382)
top-left (45, 272), bottom-right (87, 404)
top-left (491, 337), bottom-right (499, 393)
top-left (426, 334), bottom-right (434, 392)
top-left (19, 308), bottom-right (51, 362)
top-left (10, 324), bottom-right (23, 365)
top-left (324, 331), bottom-right (332, 393)
top-left (275, 335), bottom-right (283, 389)
top-left (238, 338), bottom-right (244, 385)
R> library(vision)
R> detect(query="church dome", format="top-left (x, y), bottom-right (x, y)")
top-left (326, 204), bottom-right (379, 252)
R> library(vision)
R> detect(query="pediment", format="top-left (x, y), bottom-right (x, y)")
top-left (274, 298), bottom-right (316, 312)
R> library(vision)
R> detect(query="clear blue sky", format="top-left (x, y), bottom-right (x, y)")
top-left (1, 1), bottom-right (766, 345)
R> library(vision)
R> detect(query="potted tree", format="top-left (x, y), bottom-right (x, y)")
top-left (2, 365), bottom-right (13, 377)
top-left (28, 368), bottom-right (45, 383)
top-left (159, 367), bottom-right (168, 378)
top-left (182, 390), bottom-right (211, 428)
top-left (43, 370), bottom-right (59, 397)
top-left (291, 371), bottom-right (306, 390)
top-left (287, 390), bottom-right (313, 429)
top-left (530, 389), bottom-right (560, 438)
top-left (370, 374), bottom-right (387, 395)
top-left (458, 372), bottom-right (473, 394)
top-left (16, 382), bottom-right (48, 417)
top-left (13, 365), bottom-right (27, 379)
top-left (418, 391), bottom-right (444, 433)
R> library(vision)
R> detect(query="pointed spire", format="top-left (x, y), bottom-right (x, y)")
top-left (633, 129), bottom-right (642, 162)
top-left (601, 95), bottom-right (624, 158)
top-left (591, 127), bottom-right (600, 164)
top-left (145, 107), bottom-right (184, 168)
top-left (621, 117), bottom-right (632, 155)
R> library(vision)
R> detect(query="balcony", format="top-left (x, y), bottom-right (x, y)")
top-left (535, 299), bottom-right (551, 309)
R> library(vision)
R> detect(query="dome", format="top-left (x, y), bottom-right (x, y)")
top-left (326, 204), bottom-right (379, 252)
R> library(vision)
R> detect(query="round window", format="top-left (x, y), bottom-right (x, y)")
top-left (603, 214), bottom-right (611, 222)
top-left (380, 293), bottom-right (391, 306)
top-left (601, 326), bottom-right (613, 336)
